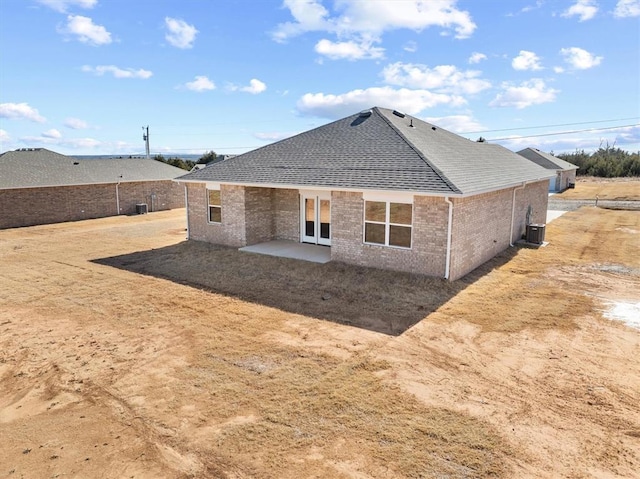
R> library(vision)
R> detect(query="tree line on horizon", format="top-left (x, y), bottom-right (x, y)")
top-left (556, 145), bottom-right (640, 177)
top-left (153, 150), bottom-right (217, 171)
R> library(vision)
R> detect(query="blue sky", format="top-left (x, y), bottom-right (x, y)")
top-left (1, 0), bottom-right (638, 156)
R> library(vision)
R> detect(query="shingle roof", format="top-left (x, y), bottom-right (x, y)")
top-left (0, 148), bottom-right (187, 189)
top-left (516, 147), bottom-right (579, 171)
top-left (177, 107), bottom-right (554, 196)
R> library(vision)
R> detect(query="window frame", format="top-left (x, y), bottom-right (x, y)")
top-left (207, 188), bottom-right (222, 224)
top-left (363, 198), bottom-right (413, 249)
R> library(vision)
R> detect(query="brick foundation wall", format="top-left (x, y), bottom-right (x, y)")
top-left (512, 180), bottom-right (548, 242)
top-left (330, 191), bottom-right (449, 277)
top-left (0, 180), bottom-right (183, 229)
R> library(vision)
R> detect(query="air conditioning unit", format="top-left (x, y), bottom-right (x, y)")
top-left (136, 203), bottom-right (148, 214)
top-left (526, 223), bottom-right (546, 244)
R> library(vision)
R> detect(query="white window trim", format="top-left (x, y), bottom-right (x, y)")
top-left (363, 199), bottom-right (413, 249)
top-left (206, 188), bottom-right (222, 224)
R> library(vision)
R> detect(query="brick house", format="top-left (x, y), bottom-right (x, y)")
top-left (176, 107), bottom-right (553, 280)
top-left (0, 148), bottom-right (185, 229)
top-left (516, 147), bottom-right (578, 192)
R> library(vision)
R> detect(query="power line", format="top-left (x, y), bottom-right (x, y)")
top-left (461, 117), bottom-right (640, 135)
top-left (487, 123), bottom-right (639, 142)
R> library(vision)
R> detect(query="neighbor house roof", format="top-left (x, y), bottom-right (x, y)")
top-left (177, 107), bottom-right (554, 196)
top-left (516, 147), bottom-right (579, 171)
top-left (0, 148), bottom-right (187, 190)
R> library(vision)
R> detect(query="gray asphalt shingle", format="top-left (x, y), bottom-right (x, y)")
top-left (177, 107), bottom-right (554, 195)
top-left (516, 147), bottom-right (579, 171)
top-left (0, 148), bottom-right (187, 189)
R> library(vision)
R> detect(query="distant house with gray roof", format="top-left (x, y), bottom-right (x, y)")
top-left (175, 107), bottom-right (553, 280)
top-left (516, 147), bottom-right (578, 192)
top-left (0, 148), bottom-right (185, 229)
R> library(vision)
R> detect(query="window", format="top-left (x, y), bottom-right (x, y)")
top-left (364, 200), bottom-right (412, 248)
top-left (207, 189), bottom-right (221, 223)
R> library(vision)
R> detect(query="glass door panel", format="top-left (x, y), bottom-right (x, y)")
top-left (318, 199), bottom-right (331, 245)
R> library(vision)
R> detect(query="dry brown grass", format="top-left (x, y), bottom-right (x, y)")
top-left (555, 178), bottom-right (640, 200)
top-left (1, 195), bottom-right (639, 478)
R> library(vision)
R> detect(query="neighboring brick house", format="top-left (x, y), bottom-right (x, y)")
top-left (176, 107), bottom-right (553, 280)
top-left (0, 148), bottom-right (185, 229)
top-left (516, 147), bottom-right (578, 192)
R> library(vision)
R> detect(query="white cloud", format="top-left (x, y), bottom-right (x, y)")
top-left (315, 38), bottom-right (384, 60)
top-left (0, 129), bottom-right (10, 142)
top-left (381, 62), bottom-right (491, 95)
top-left (0, 102), bottom-right (47, 123)
top-left (297, 86), bottom-right (466, 119)
top-left (229, 78), bottom-right (267, 94)
top-left (512, 50), bottom-right (543, 71)
top-left (468, 52), bottom-right (487, 64)
top-left (59, 15), bottom-right (112, 45)
top-left (614, 0), bottom-right (640, 17)
top-left (561, 0), bottom-right (598, 21)
top-left (64, 117), bottom-right (88, 129)
top-left (185, 75), bottom-right (216, 92)
top-left (164, 17), bottom-right (198, 49)
top-left (272, 0), bottom-right (476, 44)
top-left (19, 134), bottom-right (102, 149)
top-left (403, 41), bottom-right (417, 53)
top-left (554, 66), bottom-right (565, 73)
top-left (36, 0), bottom-right (96, 13)
top-left (82, 65), bottom-right (153, 79)
top-left (490, 79), bottom-right (559, 109)
top-left (423, 115), bottom-right (486, 134)
top-left (42, 129), bottom-right (62, 139)
top-left (560, 47), bottom-right (603, 69)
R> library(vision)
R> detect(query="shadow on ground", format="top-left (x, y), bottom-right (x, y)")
top-left (93, 241), bottom-right (517, 336)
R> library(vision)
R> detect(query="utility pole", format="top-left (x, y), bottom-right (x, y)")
top-left (142, 125), bottom-right (150, 159)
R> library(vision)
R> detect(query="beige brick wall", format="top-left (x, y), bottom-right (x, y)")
top-left (273, 189), bottom-right (299, 241)
top-left (330, 191), bottom-right (449, 277)
top-left (186, 183), bottom-right (247, 247)
top-left (0, 180), bottom-right (183, 229)
top-left (448, 180), bottom-right (549, 280)
top-left (184, 181), bottom-right (548, 281)
top-left (118, 180), bottom-right (184, 214)
top-left (186, 184), bottom-right (301, 246)
top-left (559, 170), bottom-right (577, 191)
top-left (448, 189), bottom-right (513, 281)
top-left (245, 187), bottom-right (274, 245)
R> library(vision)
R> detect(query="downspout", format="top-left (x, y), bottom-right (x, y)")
top-left (183, 183), bottom-right (190, 239)
top-left (115, 181), bottom-right (121, 215)
top-left (510, 182), bottom-right (527, 246)
top-left (444, 196), bottom-right (453, 280)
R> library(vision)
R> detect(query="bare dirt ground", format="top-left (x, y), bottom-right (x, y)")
top-left (1, 187), bottom-right (639, 478)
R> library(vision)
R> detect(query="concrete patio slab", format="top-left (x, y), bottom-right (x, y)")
top-left (239, 240), bottom-right (331, 263)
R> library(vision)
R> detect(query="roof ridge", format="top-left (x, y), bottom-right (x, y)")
top-left (373, 107), bottom-right (461, 195)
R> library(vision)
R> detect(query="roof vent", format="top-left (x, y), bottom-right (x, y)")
top-left (359, 109), bottom-right (372, 118)
top-left (392, 110), bottom-right (405, 118)
top-left (73, 161), bottom-right (79, 165)
top-left (432, 126), bottom-right (436, 131)
top-left (409, 119), bottom-right (414, 128)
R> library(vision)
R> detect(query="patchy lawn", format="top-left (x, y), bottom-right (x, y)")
top-left (0, 200), bottom-right (638, 478)
top-left (555, 177), bottom-right (640, 201)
